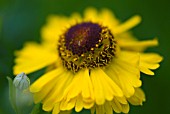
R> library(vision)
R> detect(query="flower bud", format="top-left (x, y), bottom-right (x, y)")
top-left (13, 72), bottom-right (30, 90)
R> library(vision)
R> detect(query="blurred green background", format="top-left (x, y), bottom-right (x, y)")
top-left (0, 0), bottom-right (170, 114)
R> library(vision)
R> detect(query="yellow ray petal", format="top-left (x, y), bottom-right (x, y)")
top-left (75, 96), bottom-right (83, 112)
top-left (83, 101), bottom-right (94, 109)
top-left (33, 80), bottom-right (56, 104)
top-left (115, 50), bottom-right (140, 68)
top-left (139, 53), bottom-right (163, 75)
top-left (91, 68), bottom-right (123, 105)
top-left (105, 55), bottom-right (142, 98)
top-left (101, 79), bottom-right (114, 101)
top-left (60, 98), bottom-right (76, 111)
top-left (140, 66), bottom-right (154, 75)
top-left (140, 53), bottom-right (163, 62)
top-left (99, 9), bottom-right (119, 30)
top-left (41, 16), bottom-right (68, 45)
top-left (84, 7), bottom-right (99, 22)
top-left (91, 106), bottom-right (96, 114)
top-left (128, 88), bottom-right (146, 105)
top-left (90, 70), bottom-right (104, 105)
top-left (63, 69), bottom-right (94, 102)
top-left (30, 67), bottom-right (64, 92)
top-left (63, 71), bottom-right (84, 101)
top-left (116, 97), bottom-right (128, 105)
top-left (122, 103), bottom-right (129, 113)
top-left (96, 105), bottom-right (105, 114)
top-left (59, 99), bottom-right (68, 111)
top-left (118, 38), bottom-right (158, 52)
top-left (81, 69), bottom-right (94, 99)
top-left (42, 71), bottom-right (73, 111)
top-left (110, 98), bottom-right (129, 114)
top-left (110, 99), bottom-right (122, 113)
top-left (114, 15), bottom-right (141, 34)
top-left (13, 42), bottom-right (58, 74)
top-left (52, 103), bottom-right (60, 114)
top-left (104, 102), bottom-right (113, 114)
top-left (141, 62), bottom-right (160, 69)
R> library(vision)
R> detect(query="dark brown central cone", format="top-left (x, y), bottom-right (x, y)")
top-left (58, 22), bottom-right (117, 73)
top-left (65, 22), bottom-right (102, 56)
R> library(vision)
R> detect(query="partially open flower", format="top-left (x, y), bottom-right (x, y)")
top-left (13, 8), bottom-right (163, 114)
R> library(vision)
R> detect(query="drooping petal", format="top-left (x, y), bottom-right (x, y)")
top-left (75, 95), bottom-right (84, 112)
top-left (30, 69), bottom-right (66, 104)
top-left (110, 99), bottom-right (122, 113)
top-left (63, 69), bottom-right (94, 102)
top-left (116, 97), bottom-right (127, 105)
top-left (121, 103), bottom-right (129, 113)
top-left (104, 102), bottom-right (113, 114)
top-left (105, 51), bottom-right (141, 98)
top-left (128, 88), bottom-right (146, 105)
top-left (110, 98), bottom-right (129, 113)
top-left (52, 103), bottom-right (60, 114)
top-left (60, 98), bottom-right (76, 111)
top-left (91, 68), bottom-right (123, 105)
top-left (93, 98), bottom-right (129, 114)
top-left (81, 70), bottom-right (94, 100)
top-left (42, 71), bottom-right (74, 111)
top-left (33, 80), bottom-right (56, 103)
top-left (83, 100), bottom-right (94, 109)
top-left (96, 105), bottom-right (105, 114)
top-left (105, 52), bottom-right (141, 97)
top-left (30, 67), bottom-right (64, 93)
top-left (49, 69), bottom-right (94, 112)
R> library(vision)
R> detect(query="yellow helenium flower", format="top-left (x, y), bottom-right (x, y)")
top-left (13, 8), bottom-right (163, 114)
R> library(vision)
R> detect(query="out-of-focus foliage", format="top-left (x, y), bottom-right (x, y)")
top-left (0, 0), bottom-right (170, 114)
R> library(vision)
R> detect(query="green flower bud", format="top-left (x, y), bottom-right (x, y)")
top-left (13, 72), bottom-right (30, 90)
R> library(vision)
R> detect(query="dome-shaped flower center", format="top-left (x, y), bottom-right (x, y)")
top-left (58, 22), bottom-right (117, 73)
top-left (65, 22), bottom-right (102, 56)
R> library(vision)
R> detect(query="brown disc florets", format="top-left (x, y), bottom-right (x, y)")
top-left (58, 22), bottom-right (117, 73)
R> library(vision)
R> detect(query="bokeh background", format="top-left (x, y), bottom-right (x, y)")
top-left (0, 0), bottom-right (170, 114)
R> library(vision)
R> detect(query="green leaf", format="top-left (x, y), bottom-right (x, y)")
top-left (7, 76), bottom-right (19, 114)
